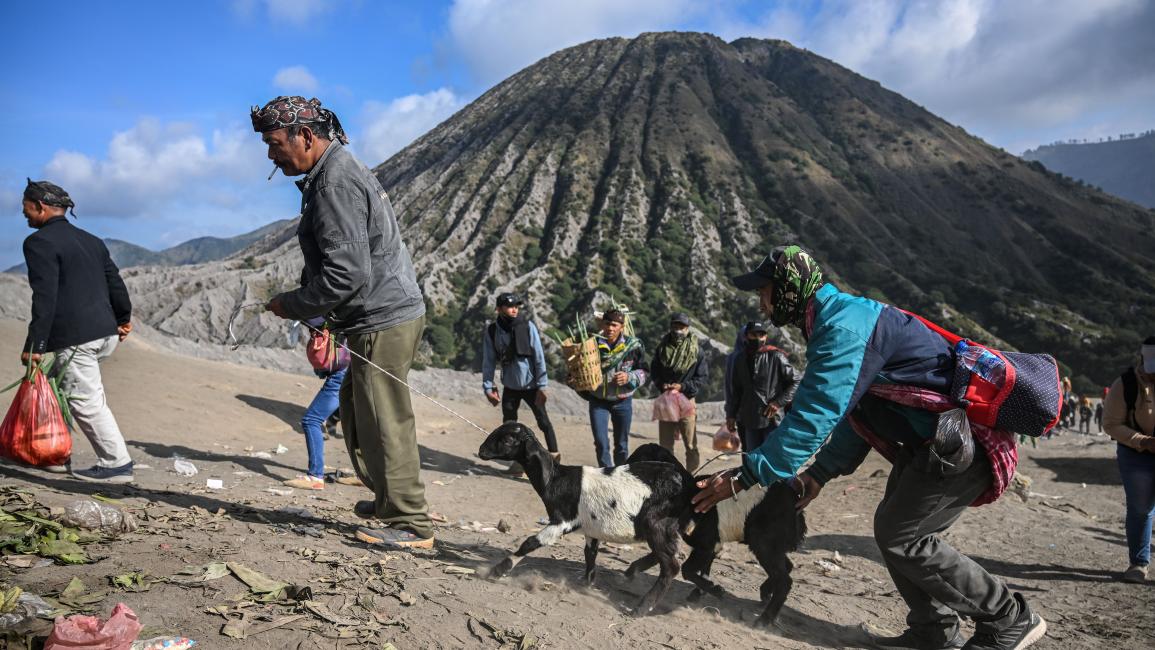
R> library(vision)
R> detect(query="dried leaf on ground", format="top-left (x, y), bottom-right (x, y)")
top-left (226, 562), bottom-right (288, 598)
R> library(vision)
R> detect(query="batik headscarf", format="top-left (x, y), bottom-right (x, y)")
top-left (767, 245), bottom-right (824, 328)
top-left (250, 96), bottom-right (349, 145)
top-left (24, 178), bottom-right (76, 217)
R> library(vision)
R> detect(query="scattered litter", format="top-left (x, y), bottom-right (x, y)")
top-left (172, 458), bottom-right (198, 477)
top-left (134, 464), bottom-right (152, 470)
top-left (0, 587), bottom-right (54, 632)
top-left (132, 637), bottom-right (196, 650)
top-left (264, 488), bottom-right (293, 496)
top-left (62, 500), bottom-right (137, 534)
top-left (226, 562), bottom-right (288, 600)
top-left (815, 559), bottom-right (841, 575)
top-left (432, 475), bottom-right (462, 487)
top-left (44, 602), bottom-right (142, 650)
top-left (832, 551), bottom-right (844, 565)
top-left (54, 577), bottom-right (109, 611)
top-left (1, 554), bottom-right (53, 569)
top-left (457, 520), bottom-right (497, 533)
top-left (429, 512), bottom-right (449, 524)
top-left (396, 591), bottom-right (416, 606)
top-left (110, 571), bottom-right (152, 592)
top-left (443, 565), bottom-right (476, 576)
top-left (274, 444), bottom-right (289, 455)
top-left (497, 519), bottom-right (512, 533)
top-left (205, 479), bottom-right (224, 490)
top-left (169, 562), bottom-right (229, 584)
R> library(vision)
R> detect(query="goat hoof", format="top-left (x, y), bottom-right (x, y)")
top-left (686, 589), bottom-right (703, 603)
top-left (582, 571), bottom-right (597, 585)
top-left (489, 558), bottom-right (513, 579)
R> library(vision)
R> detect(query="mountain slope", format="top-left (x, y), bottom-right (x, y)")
top-left (1022, 131), bottom-right (1155, 208)
top-left (3, 218), bottom-right (295, 274)
top-left (40, 33), bottom-right (1154, 394)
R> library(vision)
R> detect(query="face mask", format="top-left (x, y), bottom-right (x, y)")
top-left (745, 339), bottom-right (762, 352)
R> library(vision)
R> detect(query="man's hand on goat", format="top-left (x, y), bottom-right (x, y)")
top-left (692, 467), bottom-right (745, 513)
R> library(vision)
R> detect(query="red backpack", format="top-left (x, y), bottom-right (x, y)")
top-left (903, 310), bottom-right (1063, 438)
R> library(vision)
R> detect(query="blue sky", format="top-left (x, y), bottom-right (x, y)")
top-left (2, 0), bottom-right (1152, 269)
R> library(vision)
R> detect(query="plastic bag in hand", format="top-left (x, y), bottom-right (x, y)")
top-left (0, 365), bottom-right (71, 467)
top-left (713, 424), bottom-right (741, 452)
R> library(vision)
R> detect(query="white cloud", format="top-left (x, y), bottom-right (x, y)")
top-left (273, 65), bottom-right (320, 93)
top-left (447, 0), bottom-right (703, 85)
top-left (359, 88), bottom-right (466, 164)
top-left (713, 0), bottom-right (1155, 149)
top-left (42, 118), bottom-right (283, 219)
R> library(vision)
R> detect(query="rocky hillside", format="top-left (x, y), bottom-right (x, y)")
top-left (1023, 131), bottom-right (1155, 209)
top-left (3, 219), bottom-right (294, 274)
top-left (4, 33), bottom-right (1151, 396)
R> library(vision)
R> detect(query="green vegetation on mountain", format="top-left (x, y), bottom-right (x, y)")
top-left (370, 32), bottom-right (1155, 395)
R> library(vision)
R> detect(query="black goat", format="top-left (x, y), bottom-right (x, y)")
top-left (624, 443), bottom-right (806, 626)
top-left (478, 423), bottom-right (696, 616)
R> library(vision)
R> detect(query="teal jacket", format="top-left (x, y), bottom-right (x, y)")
top-left (739, 284), bottom-right (955, 488)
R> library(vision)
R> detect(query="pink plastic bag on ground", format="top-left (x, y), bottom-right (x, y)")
top-left (45, 603), bottom-right (142, 650)
top-left (652, 391), bottom-right (696, 422)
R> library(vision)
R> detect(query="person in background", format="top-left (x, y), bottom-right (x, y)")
top-left (726, 321), bottom-right (799, 452)
top-left (20, 179), bottom-right (135, 483)
top-left (1078, 397), bottom-right (1093, 435)
top-left (649, 312), bottom-right (708, 472)
top-left (481, 292), bottom-right (559, 473)
top-left (1102, 336), bottom-right (1155, 584)
top-left (284, 317), bottom-right (357, 490)
top-left (1095, 400), bottom-right (1104, 434)
top-left (578, 310), bottom-right (647, 468)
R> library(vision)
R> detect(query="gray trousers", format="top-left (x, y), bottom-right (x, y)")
top-left (51, 336), bottom-right (131, 468)
top-left (875, 448), bottom-right (1019, 634)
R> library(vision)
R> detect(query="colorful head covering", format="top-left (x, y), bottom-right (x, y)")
top-left (24, 178), bottom-right (76, 217)
top-left (250, 96), bottom-right (349, 145)
top-left (732, 245), bottom-right (824, 328)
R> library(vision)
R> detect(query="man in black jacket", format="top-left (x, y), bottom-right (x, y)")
top-left (20, 179), bottom-right (134, 483)
top-left (650, 312), bottom-right (708, 472)
top-left (253, 96), bottom-right (432, 550)
top-left (725, 321), bottom-right (799, 452)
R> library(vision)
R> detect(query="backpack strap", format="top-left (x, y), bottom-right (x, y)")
top-left (1122, 367), bottom-right (1142, 432)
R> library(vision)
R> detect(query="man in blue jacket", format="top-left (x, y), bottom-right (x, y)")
top-left (481, 292), bottom-right (559, 469)
top-left (693, 246), bottom-right (1045, 650)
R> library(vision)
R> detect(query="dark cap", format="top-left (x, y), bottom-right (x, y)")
top-left (495, 292), bottom-right (524, 307)
top-left (746, 321), bottom-right (769, 334)
top-left (670, 312), bottom-right (691, 327)
top-left (602, 309), bottom-right (626, 324)
top-left (24, 178), bottom-right (76, 215)
top-left (731, 252), bottom-right (779, 291)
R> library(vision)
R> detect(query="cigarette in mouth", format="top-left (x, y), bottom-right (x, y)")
top-left (267, 165), bottom-right (278, 181)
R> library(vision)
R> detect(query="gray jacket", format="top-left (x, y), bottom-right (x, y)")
top-left (277, 142), bottom-right (425, 333)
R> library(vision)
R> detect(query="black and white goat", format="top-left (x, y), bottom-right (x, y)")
top-left (624, 443), bottom-right (806, 626)
top-left (477, 423), bottom-right (697, 616)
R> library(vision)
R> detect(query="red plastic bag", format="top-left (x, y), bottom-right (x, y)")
top-left (652, 391), bottom-right (696, 422)
top-left (45, 602), bottom-right (142, 650)
top-left (306, 327), bottom-right (351, 373)
top-left (0, 364), bottom-right (72, 467)
top-left (713, 423), bottom-right (741, 452)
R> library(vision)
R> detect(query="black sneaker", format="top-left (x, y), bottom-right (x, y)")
top-left (863, 622), bottom-right (965, 650)
top-left (354, 500), bottom-right (376, 519)
top-left (963, 594), bottom-right (1046, 650)
top-left (72, 462), bottom-right (134, 484)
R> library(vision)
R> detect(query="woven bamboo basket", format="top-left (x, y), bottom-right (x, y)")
top-left (562, 337), bottom-right (602, 392)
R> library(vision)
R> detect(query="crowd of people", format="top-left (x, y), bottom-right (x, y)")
top-left (16, 94), bottom-right (1154, 650)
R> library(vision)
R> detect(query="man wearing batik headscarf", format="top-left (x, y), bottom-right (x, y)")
top-left (251, 96), bottom-right (433, 550)
top-left (692, 246), bottom-right (1046, 650)
top-left (19, 179), bottom-right (135, 483)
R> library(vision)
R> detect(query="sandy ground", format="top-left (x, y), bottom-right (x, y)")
top-left (1, 318), bottom-right (1153, 649)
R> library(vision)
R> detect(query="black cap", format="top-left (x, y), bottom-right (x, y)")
top-left (731, 252), bottom-right (778, 291)
top-left (495, 292), bottom-right (524, 307)
top-left (746, 321), bottom-right (769, 334)
top-left (670, 312), bottom-right (691, 327)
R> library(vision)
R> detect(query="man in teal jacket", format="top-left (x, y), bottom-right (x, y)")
top-left (693, 246), bottom-right (1045, 650)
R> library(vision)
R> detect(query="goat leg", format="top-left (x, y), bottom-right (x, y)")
top-left (681, 547), bottom-right (727, 600)
top-left (624, 553), bottom-right (659, 580)
top-left (755, 556), bottom-right (794, 626)
top-left (632, 523), bottom-right (680, 617)
top-left (490, 522), bottom-right (574, 578)
top-left (583, 538), bottom-right (600, 584)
